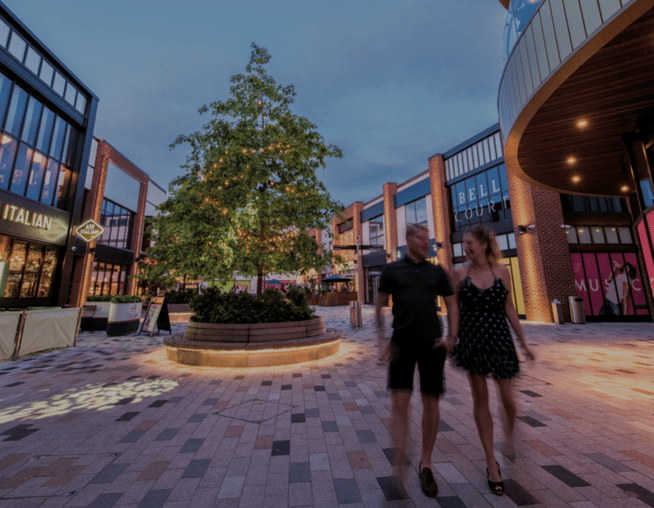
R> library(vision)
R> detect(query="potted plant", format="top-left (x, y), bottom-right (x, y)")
top-left (107, 295), bottom-right (143, 336)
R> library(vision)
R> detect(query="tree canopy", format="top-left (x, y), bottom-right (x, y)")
top-left (140, 43), bottom-right (343, 294)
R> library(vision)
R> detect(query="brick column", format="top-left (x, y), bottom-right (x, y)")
top-left (383, 183), bottom-right (398, 261)
top-left (506, 170), bottom-right (577, 322)
top-left (428, 154), bottom-right (453, 274)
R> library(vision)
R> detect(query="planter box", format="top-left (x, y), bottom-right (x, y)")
top-left (107, 302), bottom-right (142, 336)
top-left (81, 301), bottom-right (111, 331)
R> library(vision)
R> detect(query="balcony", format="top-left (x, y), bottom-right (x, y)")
top-left (498, 0), bottom-right (654, 196)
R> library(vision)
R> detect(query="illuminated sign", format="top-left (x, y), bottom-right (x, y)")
top-left (2, 204), bottom-right (53, 230)
top-left (75, 219), bottom-right (105, 242)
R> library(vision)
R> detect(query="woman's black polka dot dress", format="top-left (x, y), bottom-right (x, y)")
top-left (453, 272), bottom-right (520, 379)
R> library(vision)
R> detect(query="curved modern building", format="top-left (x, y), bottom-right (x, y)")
top-left (498, 0), bottom-right (654, 320)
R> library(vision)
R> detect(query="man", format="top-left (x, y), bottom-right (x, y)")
top-left (375, 223), bottom-right (458, 498)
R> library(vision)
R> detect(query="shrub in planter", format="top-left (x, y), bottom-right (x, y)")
top-left (190, 287), bottom-right (315, 324)
top-left (165, 289), bottom-right (197, 304)
top-left (86, 295), bottom-right (113, 302)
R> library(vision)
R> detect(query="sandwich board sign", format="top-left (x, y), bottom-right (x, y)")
top-left (139, 296), bottom-right (171, 336)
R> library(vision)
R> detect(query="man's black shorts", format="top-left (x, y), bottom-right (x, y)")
top-left (387, 339), bottom-right (447, 395)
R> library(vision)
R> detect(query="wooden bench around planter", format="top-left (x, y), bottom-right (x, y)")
top-left (164, 317), bottom-right (342, 367)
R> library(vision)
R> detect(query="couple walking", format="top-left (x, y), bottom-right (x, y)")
top-left (375, 223), bottom-right (535, 498)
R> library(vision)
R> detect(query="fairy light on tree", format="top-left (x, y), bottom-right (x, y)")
top-left (139, 43), bottom-right (343, 295)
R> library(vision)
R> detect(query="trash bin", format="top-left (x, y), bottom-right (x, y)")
top-left (551, 299), bottom-right (564, 324)
top-left (350, 300), bottom-right (362, 328)
top-left (568, 296), bottom-right (586, 324)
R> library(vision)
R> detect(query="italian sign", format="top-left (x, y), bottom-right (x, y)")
top-left (75, 219), bottom-right (105, 242)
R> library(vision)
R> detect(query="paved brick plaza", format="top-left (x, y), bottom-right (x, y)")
top-left (0, 306), bottom-right (653, 508)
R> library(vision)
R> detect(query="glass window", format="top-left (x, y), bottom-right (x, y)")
top-left (598, 0), bottom-right (621, 21)
top-left (49, 116), bottom-right (67, 160)
top-left (75, 93), bottom-right (87, 114)
top-left (36, 106), bottom-right (55, 153)
top-left (39, 159), bottom-right (59, 205)
top-left (496, 234), bottom-right (509, 251)
top-left (20, 96), bottom-right (43, 146)
top-left (7, 32), bottom-right (26, 62)
top-left (369, 215), bottom-right (384, 246)
top-left (0, 134), bottom-right (17, 190)
top-left (494, 133), bottom-right (503, 158)
top-left (566, 227), bottom-right (578, 243)
top-left (39, 60), bottom-right (54, 87)
top-left (482, 139), bottom-right (490, 164)
top-left (37, 247), bottom-right (57, 298)
top-left (64, 82), bottom-right (77, 105)
top-left (591, 227), bottom-right (606, 244)
top-left (640, 180), bottom-right (653, 208)
top-left (577, 227), bottom-right (592, 243)
top-left (579, 0), bottom-right (602, 35)
top-left (0, 72), bottom-right (12, 125)
top-left (54, 164), bottom-right (71, 209)
top-left (405, 203), bottom-right (416, 226)
top-left (618, 227), bottom-right (632, 244)
top-left (4, 241), bottom-right (26, 299)
top-left (0, 18), bottom-right (9, 47)
top-left (52, 72), bottom-right (65, 96)
top-left (25, 151), bottom-right (47, 201)
top-left (488, 135), bottom-right (497, 160)
top-left (20, 245), bottom-right (44, 298)
top-left (25, 46), bottom-right (41, 75)
top-left (63, 125), bottom-right (76, 166)
top-left (10, 143), bottom-right (32, 196)
top-left (5, 85), bottom-right (28, 137)
top-left (604, 227), bottom-right (620, 244)
top-left (472, 145), bottom-right (479, 168)
top-left (416, 197), bottom-right (427, 224)
top-left (508, 232), bottom-right (516, 249)
top-left (453, 243), bottom-right (463, 258)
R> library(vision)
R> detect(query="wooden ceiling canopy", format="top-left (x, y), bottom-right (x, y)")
top-left (515, 6), bottom-right (654, 197)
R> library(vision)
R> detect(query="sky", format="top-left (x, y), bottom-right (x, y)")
top-left (5, 0), bottom-right (509, 206)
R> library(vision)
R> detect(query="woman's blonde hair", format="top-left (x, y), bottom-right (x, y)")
top-left (466, 225), bottom-right (501, 263)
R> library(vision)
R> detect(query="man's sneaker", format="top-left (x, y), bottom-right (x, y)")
top-left (418, 461), bottom-right (438, 497)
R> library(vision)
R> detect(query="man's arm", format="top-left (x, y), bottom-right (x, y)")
top-left (442, 295), bottom-right (459, 352)
top-left (375, 291), bottom-right (391, 361)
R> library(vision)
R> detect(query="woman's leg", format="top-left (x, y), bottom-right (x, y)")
top-left (468, 375), bottom-right (501, 481)
top-left (497, 378), bottom-right (517, 459)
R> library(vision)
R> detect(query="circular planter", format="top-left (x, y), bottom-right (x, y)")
top-left (164, 317), bottom-right (342, 367)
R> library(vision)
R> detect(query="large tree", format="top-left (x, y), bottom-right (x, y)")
top-left (140, 43), bottom-right (343, 295)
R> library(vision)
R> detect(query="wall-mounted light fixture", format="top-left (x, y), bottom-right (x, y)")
top-left (434, 242), bottom-right (442, 249)
top-left (517, 225), bottom-right (535, 234)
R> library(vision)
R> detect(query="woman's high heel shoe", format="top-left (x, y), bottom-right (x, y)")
top-left (486, 462), bottom-right (504, 496)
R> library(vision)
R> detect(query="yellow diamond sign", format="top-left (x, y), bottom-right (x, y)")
top-left (75, 219), bottom-right (105, 242)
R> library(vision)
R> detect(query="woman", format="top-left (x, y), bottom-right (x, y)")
top-left (451, 225), bottom-right (534, 496)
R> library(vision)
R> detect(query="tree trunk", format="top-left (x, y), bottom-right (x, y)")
top-left (257, 220), bottom-right (265, 297)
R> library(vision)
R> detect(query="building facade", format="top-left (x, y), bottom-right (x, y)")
top-left (497, 0), bottom-right (654, 320)
top-left (68, 139), bottom-right (167, 306)
top-left (320, 123), bottom-right (652, 322)
top-left (0, 1), bottom-right (98, 309)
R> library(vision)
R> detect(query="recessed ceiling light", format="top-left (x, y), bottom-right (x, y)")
top-left (577, 120), bottom-right (588, 128)
top-left (621, 185), bottom-right (629, 192)
top-left (567, 157), bottom-right (576, 164)
top-left (572, 175), bottom-right (580, 182)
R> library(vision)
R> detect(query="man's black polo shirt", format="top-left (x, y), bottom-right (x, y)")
top-left (379, 255), bottom-right (453, 343)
